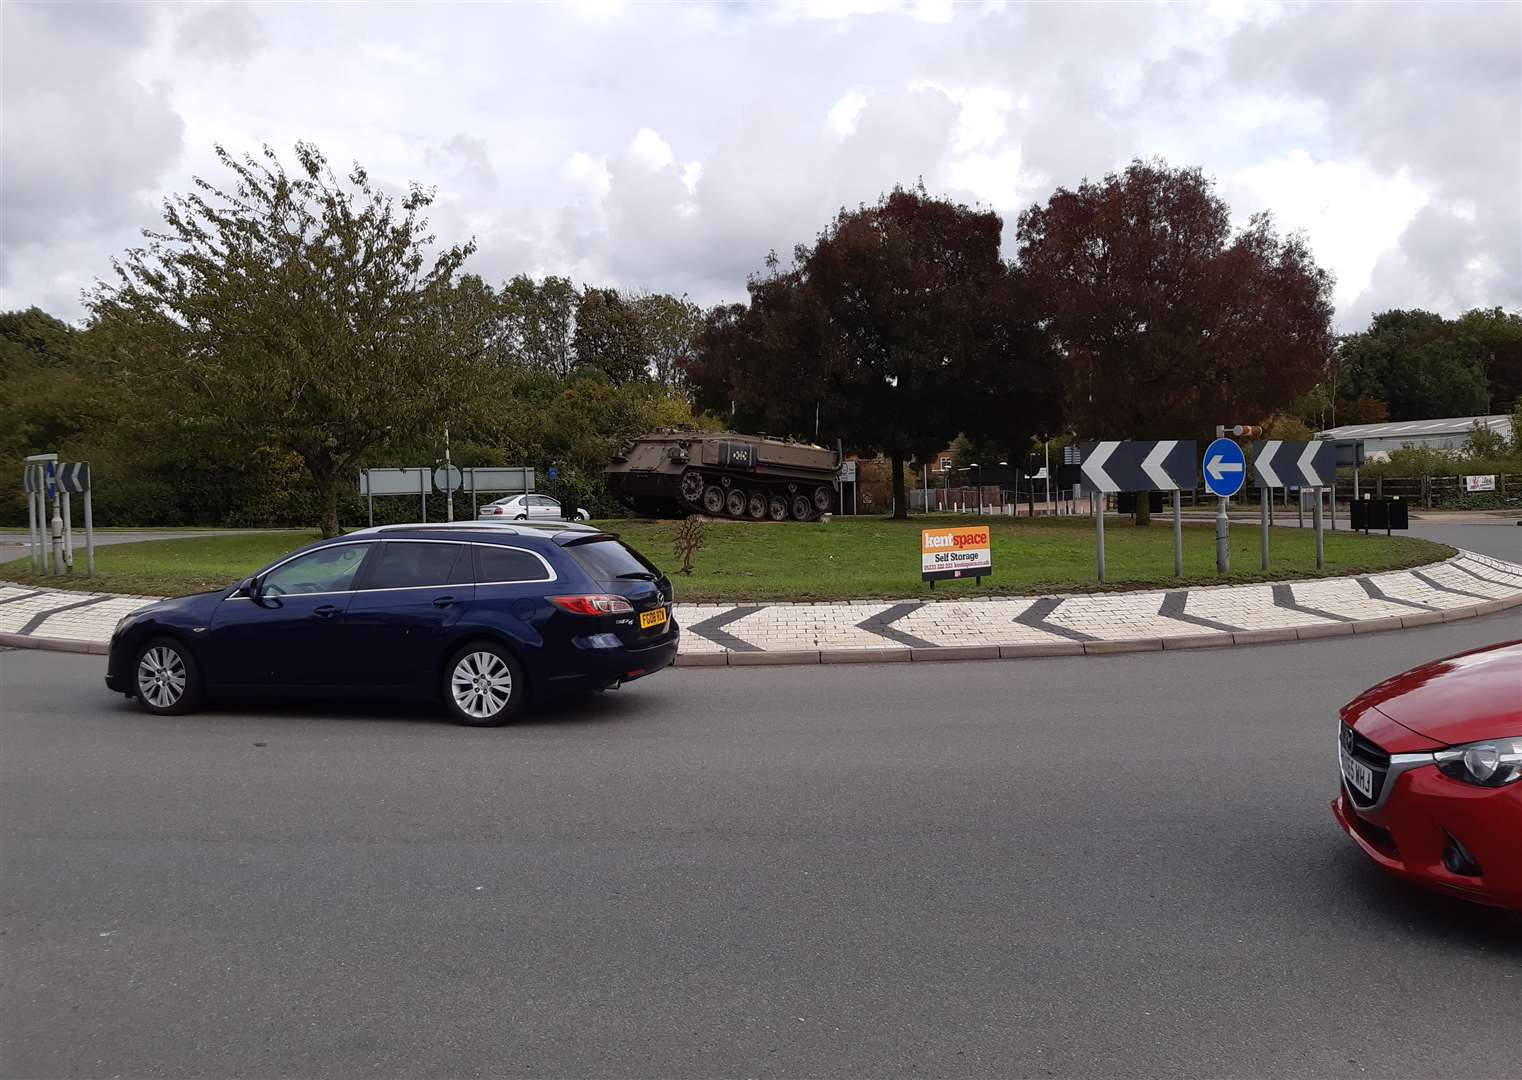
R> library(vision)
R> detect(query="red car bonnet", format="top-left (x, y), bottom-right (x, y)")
top-left (1342, 640), bottom-right (1522, 746)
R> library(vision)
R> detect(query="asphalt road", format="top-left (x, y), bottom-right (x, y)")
top-left (1, 521), bottom-right (1519, 1079)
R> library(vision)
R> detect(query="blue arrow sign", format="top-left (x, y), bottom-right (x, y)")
top-left (1203, 437), bottom-right (1246, 498)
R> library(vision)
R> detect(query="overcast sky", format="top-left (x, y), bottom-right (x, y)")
top-left (2, 0), bottom-right (1517, 330)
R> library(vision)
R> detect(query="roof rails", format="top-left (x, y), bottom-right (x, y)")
top-left (347, 521), bottom-right (602, 538)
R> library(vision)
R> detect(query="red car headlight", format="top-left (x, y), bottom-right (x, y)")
top-left (1435, 738), bottom-right (1522, 787)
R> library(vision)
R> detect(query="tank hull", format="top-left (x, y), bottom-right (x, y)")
top-left (606, 432), bottom-right (840, 520)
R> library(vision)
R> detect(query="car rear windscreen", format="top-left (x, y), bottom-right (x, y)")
top-left (566, 538), bottom-right (658, 580)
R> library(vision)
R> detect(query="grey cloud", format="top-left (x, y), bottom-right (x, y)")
top-left (174, 2), bottom-right (267, 65)
top-left (1, 2), bottom-right (184, 311)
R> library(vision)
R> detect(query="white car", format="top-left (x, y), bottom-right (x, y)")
top-left (478, 493), bottom-right (590, 522)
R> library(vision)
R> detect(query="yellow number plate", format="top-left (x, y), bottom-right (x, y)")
top-left (639, 607), bottom-right (668, 630)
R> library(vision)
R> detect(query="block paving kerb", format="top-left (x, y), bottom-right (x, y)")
top-left (2, 550), bottom-right (1520, 665)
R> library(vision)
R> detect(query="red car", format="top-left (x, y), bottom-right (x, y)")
top-left (1333, 640), bottom-right (1522, 911)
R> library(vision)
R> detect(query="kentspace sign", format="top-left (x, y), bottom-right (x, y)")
top-left (921, 525), bottom-right (991, 583)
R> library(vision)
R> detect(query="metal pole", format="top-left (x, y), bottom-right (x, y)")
top-left (27, 474), bottom-right (40, 573)
top-left (1172, 488), bottom-right (1182, 576)
top-left (1353, 466), bottom-right (1360, 503)
top-left (444, 426), bottom-right (454, 522)
top-left (1313, 486), bottom-right (1325, 569)
top-left (1215, 495), bottom-right (1230, 574)
top-left (1329, 482), bottom-right (1336, 531)
top-left (1044, 441), bottom-right (1051, 513)
top-left (1095, 492), bottom-right (1106, 583)
top-left (49, 494), bottom-right (63, 575)
top-left (83, 487), bottom-right (94, 577)
top-left (62, 491), bottom-right (73, 572)
top-left (1260, 485), bottom-right (1269, 570)
top-left (1297, 490), bottom-right (1303, 530)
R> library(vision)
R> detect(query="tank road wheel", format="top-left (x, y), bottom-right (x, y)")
top-left (725, 488), bottom-right (748, 517)
top-left (791, 494), bottom-right (813, 521)
top-left (702, 485), bottom-right (725, 515)
top-left (812, 485), bottom-right (833, 514)
top-left (768, 496), bottom-right (788, 521)
top-left (680, 469), bottom-right (705, 504)
top-left (747, 492), bottom-right (768, 519)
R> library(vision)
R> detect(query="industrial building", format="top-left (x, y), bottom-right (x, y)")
top-left (1316, 414), bottom-right (1514, 461)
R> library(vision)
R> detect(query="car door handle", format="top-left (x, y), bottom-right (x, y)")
top-left (311, 604), bottom-right (341, 619)
top-left (431, 596), bottom-right (457, 608)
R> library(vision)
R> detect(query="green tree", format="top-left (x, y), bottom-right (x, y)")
top-left (574, 287), bottom-right (647, 384)
top-left (501, 274), bottom-right (578, 376)
top-left (1339, 309), bottom-right (1492, 420)
top-left (631, 290), bottom-right (703, 388)
top-left (91, 142), bottom-right (475, 536)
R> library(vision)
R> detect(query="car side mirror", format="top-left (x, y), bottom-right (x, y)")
top-left (238, 576), bottom-right (261, 600)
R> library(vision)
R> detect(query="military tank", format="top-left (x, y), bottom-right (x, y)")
top-left (606, 430), bottom-right (840, 520)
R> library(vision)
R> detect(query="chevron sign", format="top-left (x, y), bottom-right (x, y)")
top-left (1252, 441), bottom-right (1337, 488)
top-left (1078, 441), bottom-right (1198, 494)
top-left (57, 462), bottom-right (91, 493)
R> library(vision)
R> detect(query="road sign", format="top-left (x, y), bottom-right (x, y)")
top-left (359, 468), bottom-right (430, 496)
top-left (921, 525), bottom-right (991, 584)
top-left (57, 462), bottom-right (91, 492)
top-left (1202, 438), bottom-right (1246, 497)
top-left (434, 464), bottom-right (462, 492)
top-left (460, 467), bottom-right (534, 494)
top-left (1251, 440), bottom-right (1336, 489)
top-left (547, 466), bottom-right (559, 480)
top-left (838, 460), bottom-right (857, 482)
top-left (1078, 440), bottom-right (1197, 494)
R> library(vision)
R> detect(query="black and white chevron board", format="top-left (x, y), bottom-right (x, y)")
top-left (1078, 440), bottom-right (1198, 494)
top-left (57, 462), bottom-right (91, 493)
top-left (1252, 441), bottom-right (1337, 488)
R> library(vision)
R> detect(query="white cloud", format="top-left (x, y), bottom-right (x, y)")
top-left (628, 128), bottom-right (676, 170)
top-left (827, 89), bottom-right (869, 136)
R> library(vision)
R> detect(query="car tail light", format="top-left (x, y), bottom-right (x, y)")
top-left (492, 507), bottom-right (505, 515)
top-left (548, 594), bottom-right (634, 616)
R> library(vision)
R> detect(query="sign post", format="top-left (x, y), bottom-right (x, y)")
top-left (433, 465), bottom-right (462, 522)
top-left (921, 524), bottom-right (991, 588)
top-left (1205, 430), bottom-right (1253, 573)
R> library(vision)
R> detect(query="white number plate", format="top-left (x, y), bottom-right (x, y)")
top-left (1340, 748), bottom-right (1374, 799)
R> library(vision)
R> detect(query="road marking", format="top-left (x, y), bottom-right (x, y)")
top-left (1014, 597), bottom-right (1097, 643)
top-left (855, 603), bottom-right (936, 649)
top-left (17, 595), bottom-right (116, 636)
top-left (687, 606), bottom-right (762, 652)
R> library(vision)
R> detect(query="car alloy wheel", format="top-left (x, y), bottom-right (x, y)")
top-left (132, 637), bottom-right (202, 715)
top-left (138, 646), bottom-right (186, 709)
top-left (445, 645), bottom-right (525, 726)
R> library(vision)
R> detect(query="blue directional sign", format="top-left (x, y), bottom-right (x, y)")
top-left (1202, 437), bottom-right (1246, 498)
top-left (547, 466), bottom-right (559, 480)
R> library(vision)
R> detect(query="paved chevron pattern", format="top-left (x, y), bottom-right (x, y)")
top-left (3, 550), bottom-right (1520, 662)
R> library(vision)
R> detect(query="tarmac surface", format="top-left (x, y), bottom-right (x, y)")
top-left (1, 519), bottom-right (1518, 1077)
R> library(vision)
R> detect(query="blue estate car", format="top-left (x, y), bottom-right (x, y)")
top-left (105, 522), bottom-right (679, 726)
